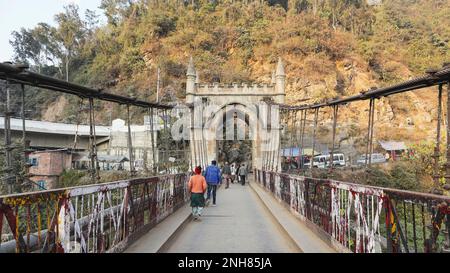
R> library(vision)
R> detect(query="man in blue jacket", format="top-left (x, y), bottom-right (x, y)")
top-left (205, 160), bottom-right (221, 206)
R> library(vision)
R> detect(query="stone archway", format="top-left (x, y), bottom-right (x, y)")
top-left (185, 57), bottom-right (286, 171)
top-left (204, 102), bottom-right (259, 169)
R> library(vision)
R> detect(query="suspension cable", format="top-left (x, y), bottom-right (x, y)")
top-left (433, 84), bottom-right (443, 189)
top-left (365, 99), bottom-right (375, 167)
top-left (191, 107), bottom-right (198, 170)
top-left (368, 99), bottom-right (376, 167)
top-left (311, 108), bottom-right (319, 172)
top-left (126, 104), bottom-right (135, 176)
top-left (295, 110), bottom-right (301, 172)
top-left (72, 98), bottom-right (84, 152)
top-left (300, 109), bottom-right (307, 172)
top-left (150, 107), bottom-right (157, 174)
top-left (329, 105), bottom-right (339, 172)
top-left (288, 110), bottom-right (294, 172)
top-left (88, 98), bottom-right (100, 182)
top-left (20, 84), bottom-right (29, 186)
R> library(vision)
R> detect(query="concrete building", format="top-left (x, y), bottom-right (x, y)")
top-left (99, 117), bottom-right (161, 171)
top-left (379, 140), bottom-right (408, 161)
top-left (0, 116), bottom-right (110, 150)
top-left (1, 115), bottom-right (163, 189)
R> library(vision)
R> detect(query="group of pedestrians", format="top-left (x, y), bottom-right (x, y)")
top-left (187, 160), bottom-right (249, 221)
top-left (222, 162), bottom-right (248, 187)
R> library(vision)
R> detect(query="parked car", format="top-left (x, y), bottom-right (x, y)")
top-left (283, 155), bottom-right (312, 170)
top-left (356, 153), bottom-right (387, 165)
top-left (304, 153), bottom-right (346, 168)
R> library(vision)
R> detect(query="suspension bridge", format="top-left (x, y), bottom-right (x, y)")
top-left (0, 59), bottom-right (449, 253)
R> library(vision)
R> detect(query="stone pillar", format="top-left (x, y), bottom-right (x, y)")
top-left (186, 56), bottom-right (196, 104)
top-left (186, 57), bottom-right (199, 170)
top-left (273, 105), bottom-right (282, 172)
top-left (274, 58), bottom-right (285, 172)
top-left (189, 108), bottom-right (196, 170)
top-left (275, 57), bottom-right (286, 104)
top-left (206, 137), bottom-right (216, 165)
top-left (252, 111), bottom-right (260, 170)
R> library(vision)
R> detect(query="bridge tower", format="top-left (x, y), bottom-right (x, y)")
top-left (186, 57), bottom-right (286, 171)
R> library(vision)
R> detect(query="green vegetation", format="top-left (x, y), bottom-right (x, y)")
top-left (0, 140), bottom-right (28, 194)
top-left (58, 169), bottom-right (86, 188)
top-left (7, 0), bottom-right (449, 124)
top-left (3, 0), bottom-right (449, 192)
top-left (312, 141), bottom-right (442, 192)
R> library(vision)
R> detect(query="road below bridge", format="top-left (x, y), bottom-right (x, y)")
top-left (126, 177), bottom-right (335, 253)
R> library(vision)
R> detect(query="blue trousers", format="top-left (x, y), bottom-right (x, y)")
top-left (207, 184), bottom-right (217, 205)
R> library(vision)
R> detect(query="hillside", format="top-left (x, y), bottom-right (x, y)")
top-left (6, 0), bottom-right (450, 151)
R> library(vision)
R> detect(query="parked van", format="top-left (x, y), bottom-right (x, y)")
top-left (356, 153), bottom-right (387, 165)
top-left (305, 153), bottom-right (346, 168)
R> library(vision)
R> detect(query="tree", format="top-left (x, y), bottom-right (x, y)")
top-left (9, 28), bottom-right (41, 67)
top-left (9, 23), bottom-right (62, 73)
top-left (85, 9), bottom-right (100, 34)
top-left (100, 0), bottom-right (133, 26)
top-left (54, 4), bottom-right (86, 81)
top-left (32, 23), bottom-right (63, 70)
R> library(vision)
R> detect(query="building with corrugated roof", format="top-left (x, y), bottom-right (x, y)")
top-left (378, 140), bottom-right (408, 161)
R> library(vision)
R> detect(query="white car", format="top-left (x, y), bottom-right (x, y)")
top-left (304, 154), bottom-right (346, 168)
top-left (357, 153), bottom-right (387, 165)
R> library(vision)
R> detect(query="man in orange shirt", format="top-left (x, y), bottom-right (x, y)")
top-left (188, 166), bottom-right (207, 221)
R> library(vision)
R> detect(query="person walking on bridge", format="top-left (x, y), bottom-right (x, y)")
top-left (238, 163), bottom-right (248, 186)
top-left (188, 166), bottom-right (207, 221)
top-left (236, 164), bottom-right (241, 184)
top-left (205, 160), bottom-right (221, 206)
top-left (222, 162), bottom-right (232, 189)
top-left (230, 163), bottom-right (237, 184)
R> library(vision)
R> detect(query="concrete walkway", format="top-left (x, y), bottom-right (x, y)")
top-left (250, 180), bottom-right (337, 253)
top-left (161, 181), bottom-right (301, 253)
top-left (126, 177), bottom-right (336, 253)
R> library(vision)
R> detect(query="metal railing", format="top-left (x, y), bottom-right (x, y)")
top-left (0, 173), bottom-right (189, 253)
top-left (255, 169), bottom-right (450, 253)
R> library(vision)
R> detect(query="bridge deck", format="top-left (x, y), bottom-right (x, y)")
top-left (126, 177), bottom-right (335, 253)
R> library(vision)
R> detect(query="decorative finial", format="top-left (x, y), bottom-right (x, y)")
top-left (271, 71), bottom-right (276, 84)
top-left (187, 56), bottom-right (196, 77)
top-left (195, 70), bottom-right (200, 84)
top-left (276, 57), bottom-right (285, 77)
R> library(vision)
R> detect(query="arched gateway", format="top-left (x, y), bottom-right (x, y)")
top-left (185, 57), bottom-right (286, 171)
